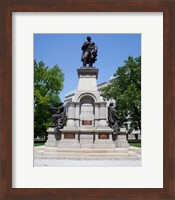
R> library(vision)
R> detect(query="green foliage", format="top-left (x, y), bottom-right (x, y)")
top-left (102, 56), bottom-right (141, 132)
top-left (34, 60), bottom-right (64, 138)
top-left (34, 142), bottom-right (45, 147)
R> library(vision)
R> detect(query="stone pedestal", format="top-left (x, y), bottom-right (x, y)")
top-left (114, 132), bottom-right (130, 148)
top-left (77, 67), bottom-right (99, 92)
top-left (58, 128), bottom-right (80, 148)
top-left (58, 139), bottom-right (80, 148)
top-left (93, 128), bottom-right (115, 149)
top-left (80, 133), bottom-right (94, 148)
top-left (45, 67), bottom-right (118, 150)
top-left (45, 127), bottom-right (61, 147)
top-left (57, 67), bottom-right (116, 149)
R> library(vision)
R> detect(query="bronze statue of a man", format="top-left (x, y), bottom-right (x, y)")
top-left (81, 36), bottom-right (98, 67)
top-left (108, 102), bottom-right (121, 133)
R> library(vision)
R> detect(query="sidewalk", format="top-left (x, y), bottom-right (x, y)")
top-left (34, 158), bottom-right (141, 167)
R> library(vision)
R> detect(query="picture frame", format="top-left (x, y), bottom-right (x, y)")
top-left (0, 0), bottom-right (174, 200)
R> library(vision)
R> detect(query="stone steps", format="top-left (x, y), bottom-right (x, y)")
top-left (42, 152), bottom-right (130, 157)
top-left (35, 154), bottom-right (140, 160)
top-left (34, 147), bottom-right (139, 160)
top-left (35, 155), bottom-right (139, 160)
top-left (128, 146), bottom-right (141, 154)
top-left (40, 147), bottom-right (129, 153)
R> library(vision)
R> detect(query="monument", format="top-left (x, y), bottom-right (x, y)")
top-left (40, 37), bottom-right (138, 160)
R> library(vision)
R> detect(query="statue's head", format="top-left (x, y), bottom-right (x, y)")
top-left (87, 36), bottom-right (91, 41)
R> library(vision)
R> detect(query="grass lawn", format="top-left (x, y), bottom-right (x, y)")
top-left (129, 143), bottom-right (141, 148)
top-left (128, 139), bottom-right (141, 148)
top-left (34, 142), bottom-right (45, 147)
top-left (34, 138), bottom-right (45, 147)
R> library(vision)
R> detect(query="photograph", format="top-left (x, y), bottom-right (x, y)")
top-left (1, 0), bottom-right (174, 199)
top-left (33, 34), bottom-right (141, 167)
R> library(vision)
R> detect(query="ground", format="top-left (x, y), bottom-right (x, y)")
top-left (34, 158), bottom-right (141, 167)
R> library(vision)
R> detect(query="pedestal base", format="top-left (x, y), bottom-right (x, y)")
top-left (114, 132), bottom-right (129, 148)
top-left (45, 127), bottom-right (61, 147)
top-left (58, 140), bottom-right (80, 148)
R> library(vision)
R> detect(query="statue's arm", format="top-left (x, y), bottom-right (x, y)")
top-left (82, 42), bottom-right (91, 51)
top-left (82, 42), bottom-right (87, 50)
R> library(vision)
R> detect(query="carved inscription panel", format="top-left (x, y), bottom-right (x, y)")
top-left (82, 120), bottom-right (92, 125)
top-left (64, 133), bottom-right (75, 139)
top-left (98, 133), bottom-right (109, 139)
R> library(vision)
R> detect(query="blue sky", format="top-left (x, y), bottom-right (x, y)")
top-left (34, 34), bottom-right (141, 101)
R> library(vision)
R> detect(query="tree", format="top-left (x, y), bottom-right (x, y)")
top-left (34, 60), bottom-right (64, 138)
top-left (102, 56), bottom-right (141, 133)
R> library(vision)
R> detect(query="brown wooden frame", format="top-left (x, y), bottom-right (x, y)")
top-left (0, 0), bottom-right (175, 200)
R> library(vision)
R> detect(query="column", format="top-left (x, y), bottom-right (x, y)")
top-left (94, 103), bottom-right (99, 127)
top-left (66, 102), bottom-right (75, 127)
top-left (75, 102), bottom-right (80, 127)
top-left (98, 102), bottom-right (108, 127)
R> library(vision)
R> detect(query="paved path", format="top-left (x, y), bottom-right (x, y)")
top-left (34, 158), bottom-right (141, 167)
